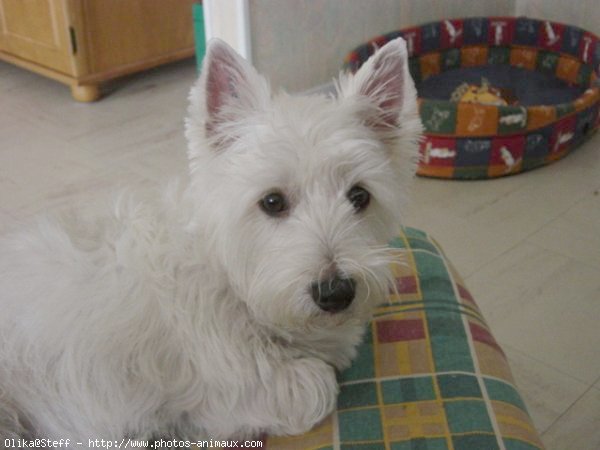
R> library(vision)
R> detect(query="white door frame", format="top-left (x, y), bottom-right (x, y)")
top-left (203, 0), bottom-right (252, 63)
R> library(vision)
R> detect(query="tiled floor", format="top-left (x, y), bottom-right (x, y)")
top-left (1, 58), bottom-right (599, 449)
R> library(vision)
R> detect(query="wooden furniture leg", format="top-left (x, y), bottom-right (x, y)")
top-left (70, 84), bottom-right (101, 102)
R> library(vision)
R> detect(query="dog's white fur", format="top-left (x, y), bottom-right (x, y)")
top-left (0, 38), bottom-right (421, 445)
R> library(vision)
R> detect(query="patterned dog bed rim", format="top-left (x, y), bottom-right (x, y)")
top-left (344, 17), bottom-right (600, 179)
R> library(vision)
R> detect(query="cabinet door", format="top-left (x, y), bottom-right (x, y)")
top-left (78, 0), bottom-right (196, 74)
top-left (0, 0), bottom-right (75, 74)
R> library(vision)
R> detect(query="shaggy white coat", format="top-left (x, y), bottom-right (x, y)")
top-left (0, 38), bottom-right (422, 446)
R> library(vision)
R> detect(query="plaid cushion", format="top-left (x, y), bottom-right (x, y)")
top-left (264, 227), bottom-right (544, 450)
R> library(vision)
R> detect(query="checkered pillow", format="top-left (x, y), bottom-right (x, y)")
top-left (264, 227), bottom-right (544, 450)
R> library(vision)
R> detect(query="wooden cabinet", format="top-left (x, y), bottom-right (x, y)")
top-left (0, 0), bottom-right (197, 101)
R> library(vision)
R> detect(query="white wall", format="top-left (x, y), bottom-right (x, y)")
top-left (247, 0), bottom-right (515, 92)
top-left (203, 0), bottom-right (251, 61)
top-left (205, 0), bottom-right (599, 93)
top-left (515, 0), bottom-right (600, 37)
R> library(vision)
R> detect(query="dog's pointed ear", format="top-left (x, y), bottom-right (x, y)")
top-left (338, 37), bottom-right (416, 131)
top-left (186, 39), bottom-right (270, 152)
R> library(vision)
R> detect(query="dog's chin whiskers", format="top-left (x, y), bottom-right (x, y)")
top-left (336, 258), bottom-right (384, 309)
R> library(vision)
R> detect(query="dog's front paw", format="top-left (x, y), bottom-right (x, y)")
top-left (266, 357), bottom-right (338, 436)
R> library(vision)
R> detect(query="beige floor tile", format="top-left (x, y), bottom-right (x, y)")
top-left (0, 113), bottom-right (25, 136)
top-left (406, 175), bottom-right (530, 277)
top-left (453, 162), bottom-right (595, 246)
top-left (555, 133), bottom-right (600, 175)
top-left (0, 60), bottom-right (42, 92)
top-left (0, 209), bottom-right (19, 235)
top-left (467, 243), bottom-right (600, 384)
top-left (65, 110), bottom-right (186, 169)
top-left (127, 138), bottom-right (189, 183)
top-left (407, 137), bottom-right (600, 278)
top-left (410, 173), bottom-right (528, 220)
top-left (542, 386), bottom-right (600, 450)
top-left (406, 203), bottom-right (517, 277)
top-left (503, 344), bottom-right (590, 433)
top-left (528, 191), bottom-right (600, 270)
top-left (0, 62), bottom-right (196, 220)
top-left (9, 163), bottom-right (168, 224)
top-left (411, 135), bottom-right (599, 223)
top-left (0, 128), bottom-right (99, 213)
top-left (3, 60), bottom-right (197, 143)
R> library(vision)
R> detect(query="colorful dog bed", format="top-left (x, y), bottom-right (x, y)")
top-left (344, 17), bottom-right (600, 179)
top-left (264, 227), bottom-right (544, 449)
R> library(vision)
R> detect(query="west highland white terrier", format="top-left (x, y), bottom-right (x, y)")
top-left (0, 37), bottom-right (421, 446)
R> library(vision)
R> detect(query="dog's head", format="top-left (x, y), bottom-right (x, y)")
top-left (185, 38), bottom-right (422, 332)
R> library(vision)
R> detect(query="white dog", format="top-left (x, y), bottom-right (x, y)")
top-left (0, 38), bottom-right (421, 446)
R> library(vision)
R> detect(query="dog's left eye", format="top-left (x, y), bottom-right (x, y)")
top-left (259, 191), bottom-right (288, 217)
top-left (347, 185), bottom-right (370, 212)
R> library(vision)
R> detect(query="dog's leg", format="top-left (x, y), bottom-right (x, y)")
top-left (0, 395), bottom-right (32, 446)
top-left (261, 356), bottom-right (338, 436)
top-left (198, 356), bottom-right (338, 439)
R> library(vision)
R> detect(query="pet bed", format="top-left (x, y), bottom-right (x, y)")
top-left (344, 17), bottom-right (600, 179)
top-left (263, 227), bottom-right (544, 449)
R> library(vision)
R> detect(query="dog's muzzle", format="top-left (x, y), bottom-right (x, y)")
top-left (310, 275), bottom-right (356, 313)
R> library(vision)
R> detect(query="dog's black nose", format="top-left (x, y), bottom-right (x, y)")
top-left (310, 275), bottom-right (356, 313)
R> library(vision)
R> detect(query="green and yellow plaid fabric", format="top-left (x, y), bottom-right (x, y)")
top-left (265, 227), bottom-right (544, 450)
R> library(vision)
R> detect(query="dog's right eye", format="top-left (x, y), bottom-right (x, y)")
top-left (259, 192), bottom-right (288, 217)
top-left (347, 185), bottom-right (370, 212)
